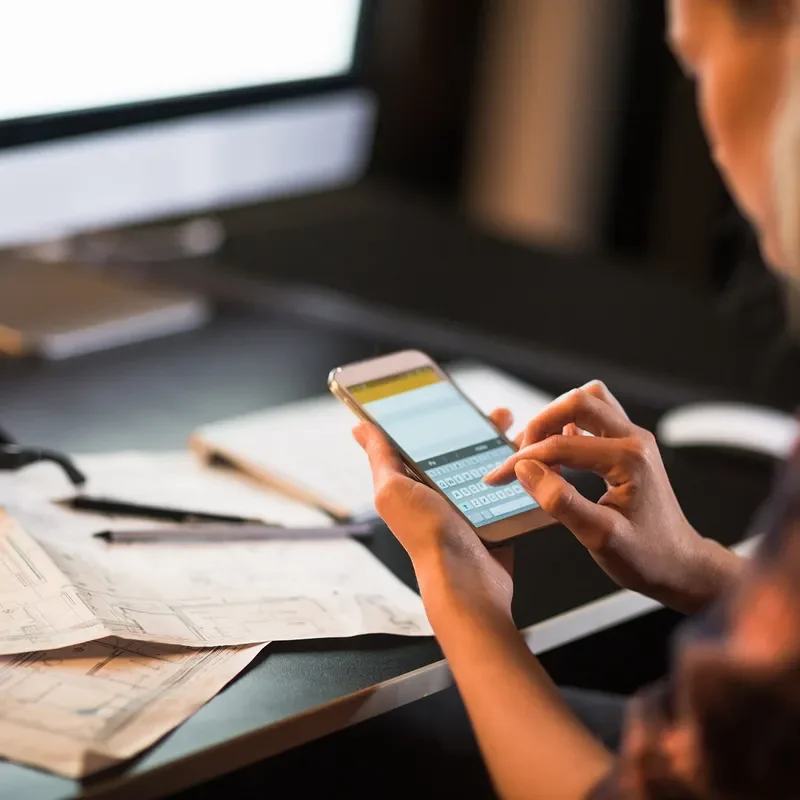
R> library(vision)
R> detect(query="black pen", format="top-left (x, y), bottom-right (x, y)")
top-left (64, 496), bottom-right (266, 525)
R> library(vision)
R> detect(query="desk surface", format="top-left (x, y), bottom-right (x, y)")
top-left (0, 310), bottom-right (771, 800)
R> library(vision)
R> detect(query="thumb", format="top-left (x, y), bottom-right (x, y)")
top-left (514, 460), bottom-right (619, 551)
top-left (352, 422), bottom-right (410, 494)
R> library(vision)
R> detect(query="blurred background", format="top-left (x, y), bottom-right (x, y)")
top-left (0, 6), bottom-right (793, 792)
top-left (0, 0), bottom-right (794, 411)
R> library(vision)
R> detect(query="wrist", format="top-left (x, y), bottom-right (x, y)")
top-left (698, 536), bottom-right (744, 595)
top-left (678, 536), bottom-right (744, 614)
top-left (413, 545), bottom-right (515, 629)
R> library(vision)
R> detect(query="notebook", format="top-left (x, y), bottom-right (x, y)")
top-left (191, 363), bottom-right (553, 520)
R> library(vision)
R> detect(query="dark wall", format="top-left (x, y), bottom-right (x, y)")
top-left (360, 0), bottom-right (487, 199)
top-left (603, 0), bottom-right (728, 283)
top-left (360, 0), bottom-right (731, 285)
top-left (602, 0), bottom-right (672, 255)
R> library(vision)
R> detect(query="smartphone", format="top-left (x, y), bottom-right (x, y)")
top-left (328, 350), bottom-right (554, 543)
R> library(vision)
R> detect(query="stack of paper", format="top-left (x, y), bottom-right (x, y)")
top-left (0, 454), bottom-right (431, 777)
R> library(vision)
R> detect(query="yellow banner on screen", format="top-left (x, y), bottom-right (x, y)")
top-left (350, 367), bottom-right (441, 404)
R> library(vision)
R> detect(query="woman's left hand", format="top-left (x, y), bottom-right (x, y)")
top-left (353, 408), bottom-right (516, 623)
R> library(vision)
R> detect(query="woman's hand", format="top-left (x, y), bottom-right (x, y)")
top-left (353, 409), bottom-right (515, 625)
top-left (485, 381), bottom-right (742, 614)
top-left (355, 409), bottom-right (613, 799)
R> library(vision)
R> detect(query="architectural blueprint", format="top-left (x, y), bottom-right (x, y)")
top-left (0, 513), bottom-right (109, 653)
top-left (0, 636), bottom-right (266, 777)
top-left (0, 454), bottom-right (431, 776)
top-left (0, 452), bottom-right (431, 654)
top-left (0, 509), bottom-right (431, 655)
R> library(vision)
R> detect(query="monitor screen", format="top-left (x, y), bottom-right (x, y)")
top-left (0, 0), bottom-right (363, 125)
top-left (0, 0), bottom-right (371, 247)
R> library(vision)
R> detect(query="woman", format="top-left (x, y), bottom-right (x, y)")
top-left (355, 1), bottom-right (800, 798)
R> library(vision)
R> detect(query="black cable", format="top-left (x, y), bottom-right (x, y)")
top-left (0, 445), bottom-right (86, 487)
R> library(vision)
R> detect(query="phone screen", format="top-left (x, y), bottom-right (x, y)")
top-left (350, 366), bottom-right (539, 528)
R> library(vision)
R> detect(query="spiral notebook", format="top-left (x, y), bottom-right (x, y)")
top-left (190, 363), bottom-right (553, 521)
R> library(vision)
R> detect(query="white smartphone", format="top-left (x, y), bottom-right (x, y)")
top-left (328, 350), bottom-right (554, 543)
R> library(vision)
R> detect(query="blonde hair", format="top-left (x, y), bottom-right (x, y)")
top-left (773, 11), bottom-right (800, 273)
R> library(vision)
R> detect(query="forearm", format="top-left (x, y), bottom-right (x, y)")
top-left (417, 560), bottom-right (612, 800)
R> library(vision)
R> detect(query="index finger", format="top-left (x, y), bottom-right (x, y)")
top-left (353, 422), bottom-right (410, 493)
top-left (486, 434), bottom-right (627, 484)
top-left (521, 387), bottom-right (632, 448)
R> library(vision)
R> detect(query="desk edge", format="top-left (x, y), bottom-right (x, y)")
top-left (80, 537), bottom-right (758, 800)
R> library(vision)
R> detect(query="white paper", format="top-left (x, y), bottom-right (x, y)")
top-left (0, 451), bottom-right (430, 778)
top-left (1, 451), bottom-right (333, 531)
top-left (0, 514), bottom-right (109, 653)
top-left (0, 508), bottom-right (430, 655)
top-left (0, 450), bottom-right (432, 654)
top-left (193, 362), bottom-right (553, 518)
top-left (49, 533), bottom-right (432, 647)
top-left (0, 636), bottom-right (266, 778)
top-left (454, 365), bottom-right (553, 441)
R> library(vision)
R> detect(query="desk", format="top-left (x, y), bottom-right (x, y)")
top-left (0, 309), bottom-right (771, 799)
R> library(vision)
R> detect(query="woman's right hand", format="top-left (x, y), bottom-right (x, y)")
top-left (485, 381), bottom-right (742, 614)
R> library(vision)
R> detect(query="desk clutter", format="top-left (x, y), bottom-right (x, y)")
top-left (192, 363), bottom-right (553, 520)
top-left (0, 364), bottom-right (551, 778)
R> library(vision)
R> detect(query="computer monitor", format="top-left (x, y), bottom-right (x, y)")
top-left (0, 0), bottom-right (373, 248)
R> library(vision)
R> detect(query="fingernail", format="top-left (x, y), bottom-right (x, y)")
top-left (484, 466), bottom-right (503, 482)
top-left (515, 461), bottom-right (545, 487)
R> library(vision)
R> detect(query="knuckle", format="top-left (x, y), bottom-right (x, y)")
top-left (593, 522), bottom-right (622, 553)
top-left (523, 419), bottom-right (538, 443)
top-left (373, 490), bottom-right (391, 517)
top-left (585, 379), bottom-right (609, 397)
top-left (539, 482), bottom-right (571, 515)
top-left (624, 432), bottom-right (654, 466)
top-left (605, 515), bottom-right (628, 542)
top-left (588, 506), bottom-right (628, 551)
top-left (624, 436), bottom-right (647, 464)
top-left (569, 388), bottom-right (592, 413)
top-left (374, 475), bottom-right (404, 514)
top-left (638, 427), bottom-right (657, 448)
top-left (539, 434), bottom-right (567, 460)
